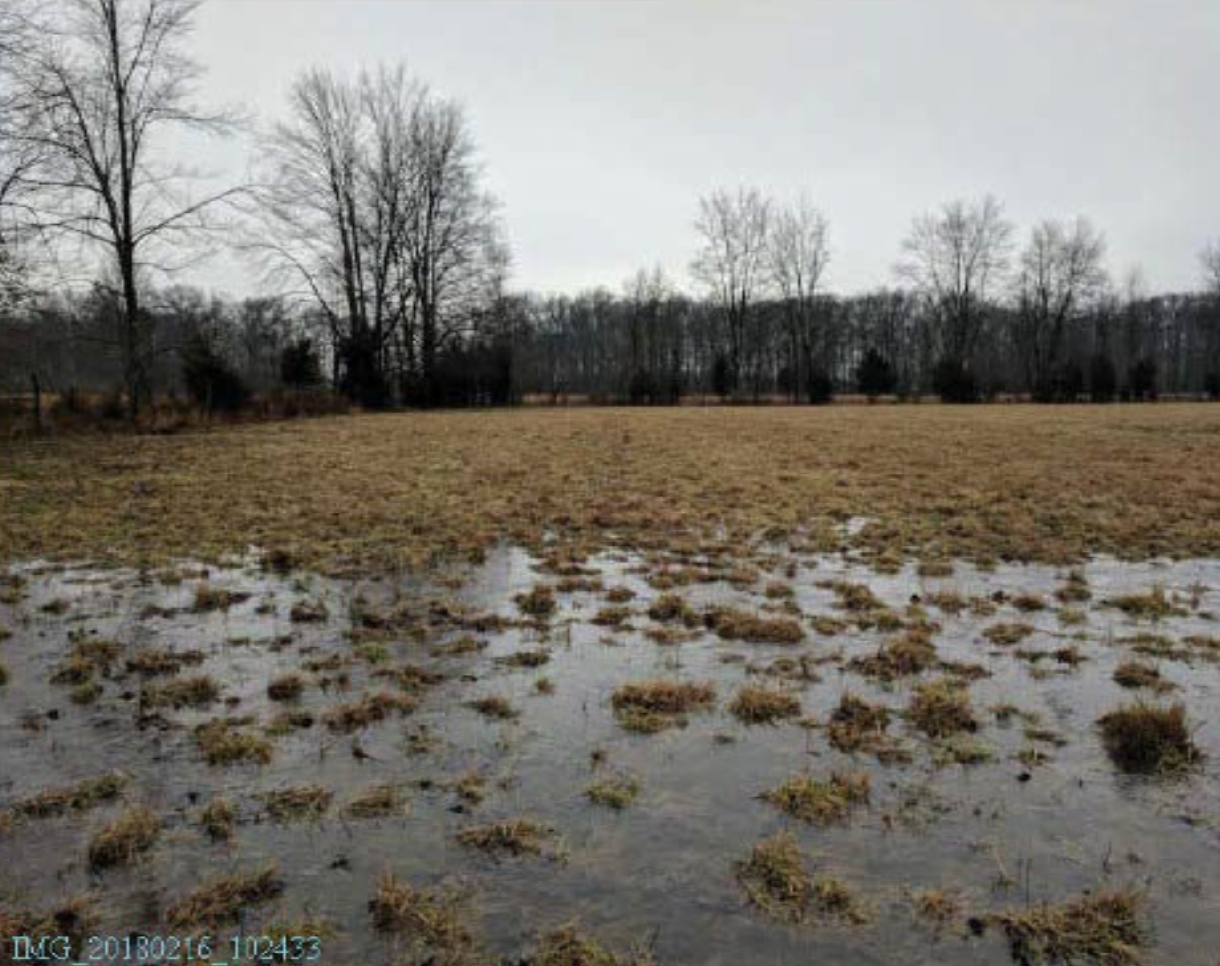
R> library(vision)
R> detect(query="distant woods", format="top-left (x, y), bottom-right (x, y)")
top-left (1, 0), bottom-right (1220, 420)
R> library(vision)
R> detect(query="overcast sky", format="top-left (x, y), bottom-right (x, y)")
top-left (189, 0), bottom-right (1220, 298)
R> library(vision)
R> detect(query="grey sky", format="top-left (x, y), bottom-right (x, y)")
top-left (189, 0), bottom-right (1220, 298)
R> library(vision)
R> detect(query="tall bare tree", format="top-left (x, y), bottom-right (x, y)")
top-left (0, 0), bottom-right (237, 415)
top-left (252, 64), bottom-right (504, 406)
top-left (1014, 217), bottom-right (1107, 400)
top-left (897, 195), bottom-right (1013, 398)
top-left (692, 186), bottom-right (770, 393)
top-left (766, 195), bottom-right (831, 401)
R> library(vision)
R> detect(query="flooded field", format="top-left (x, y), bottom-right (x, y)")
top-left (2, 542), bottom-right (1218, 965)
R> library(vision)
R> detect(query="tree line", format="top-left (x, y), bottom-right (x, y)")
top-left (2, 0), bottom-right (1219, 418)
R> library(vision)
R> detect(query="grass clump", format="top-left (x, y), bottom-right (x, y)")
top-left (193, 583), bottom-right (249, 612)
top-left (87, 806), bottom-right (161, 869)
top-left (908, 678), bottom-right (977, 738)
top-left (736, 832), bottom-right (866, 925)
top-left (1106, 585), bottom-right (1184, 620)
top-left (516, 585), bottom-right (557, 619)
top-left (762, 771), bottom-right (870, 825)
top-left (344, 784), bottom-right (408, 819)
top-left (728, 685), bottom-right (802, 725)
top-left (468, 695), bottom-right (519, 720)
top-left (143, 675), bottom-right (220, 709)
top-left (1112, 661), bottom-right (1172, 692)
top-left (850, 629), bottom-right (937, 680)
top-left (984, 622), bottom-right (1036, 646)
top-left (994, 888), bottom-right (1147, 966)
top-left (1097, 702), bottom-right (1200, 774)
top-left (267, 674), bottom-right (305, 701)
top-left (497, 648), bottom-right (551, 669)
top-left (518, 925), bottom-right (659, 966)
top-left (611, 679), bottom-right (716, 733)
top-left (9, 773), bottom-right (126, 820)
top-left (369, 872), bottom-right (472, 952)
top-left (827, 692), bottom-right (895, 755)
top-left (200, 797), bottom-right (236, 840)
top-left (289, 599), bottom-right (329, 623)
top-left (648, 593), bottom-right (696, 624)
top-left (586, 775), bottom-right (640, 810)
top-left (195, 719), bottom-right (274, 766)
top-left (260, 784), bottom-right (332, 822)
top-left (323, 691), bottom-right (414, 732)
top-left (704, 607), bottom-right (803, 644)
top-left (826, 580), bottom-right (884, 612)
top-left (166, 866), bottom-right (284, 928)
top-left (456, 818), bottom-right (556, 858)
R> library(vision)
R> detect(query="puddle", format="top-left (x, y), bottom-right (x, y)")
top-left (1, 548), bottom-right (1219, 965)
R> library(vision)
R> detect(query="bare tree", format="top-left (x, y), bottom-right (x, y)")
top-left (0, 0), bottom-right (238, 415)
top-left (692, 187), bottom-right (770, 393)
top-left (1014, 218), bottom-right (1107, 400)
top-left (897, 195), bottom-right (1013, 397)
top-left (251, 64), bottom-right (504, 406)
top-left (766, 195), bottom-right (830, 401)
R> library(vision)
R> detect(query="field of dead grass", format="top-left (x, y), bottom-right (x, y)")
top-left (3, 404), bottom-right (1220, 574)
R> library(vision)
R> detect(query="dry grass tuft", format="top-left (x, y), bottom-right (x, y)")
top-left (993, 889), bottom-right (1147, 966)
top-left (267, 674), bottom-right (305, 701)
top-left (166, 866), bottom-right (284, 928)
top-left (611, 679), bottom-right (716, 733)
top-left (908, 679), bottom-right (977, 738)
top-left (519, 924), bottom-right (659, 966)
top-left (850, 629), bottom-right (937, 680)
top-left (468, 695), bottom-right (520, 720)
top-left (344, 784), bottom-right (408, 819)
top-left (8, 774), bottom-right (126, 821)
top-left (1112, 661), bottom-right (1173, 692)
top-left (87, 806), bottom-right (161, 869)
top-left (516, 585), bottom-right (557, 619)
top-left (728, 685), bottom-right (802, 725)
top-left (736, 832), bottom-right (866, 925)
top-left (194, 719), bottom-right (274, 766)
top-left (762, 771), bottom-right (870, 824)
top-left (143, 675), bottom-right (220, 709)
top-left (200, 797), bottom-right (235, 840)
top-left (1097, 702), bottom-right (1200, 774)
top-left (368, 872), bottom-right (472, 952)
top-left (704, 607), bottom-right (803, 644)
top-left (1106, 585), bottom-right (1185, 620)
top-left (456, 818), bottom-right (555, 857)
top-left (260, 784), bottom-right (332, 821)
top-left (984, 622), bottom-right (1036, 646)
top-left (323, 691), bottom-right (414, 732)
top-left (827, 692), bottom-right (896, 756)
top-left (586, 775), bottom-right (640, 810)
top-left (647, 593), bottom-right (696, 624)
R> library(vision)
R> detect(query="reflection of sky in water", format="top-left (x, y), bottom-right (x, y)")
top-left (0, 549), bottom-right (1218, 965)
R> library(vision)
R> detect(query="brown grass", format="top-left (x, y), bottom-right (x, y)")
top-left (6, 408), bottom-right (1220, 574)
top-left (166, 866), bottom-right (284, 928)
top-left (87, 805), bottom-right (161, 869)
top-left (1097, 702), bottom-right (1200, 774)
top-left (200, 797), bottom-right (235, 840)
top-left (850, 629), bottom-right (937, 680)
top-left (762, 771), bottom-right (870, 824)
top-left (908, 679), bottom-right (978, 738)
top-left (344, 784), bottom-right (408, 818)
top-left (456, 818), bottom-right (556, 857)
top-left (993, 889), bottom-right (1147, 966)
top-left (368, 872), bottom-right (472, 951)
top-left (704, 607), bottom-right (804, 644)
top-left (736, 832), bottom-right (867, 925)
top-left (322, 691), bottom-right (415, 732)
top-left (260, 784), bottom-right (333, 821)
top-left (728, 685), bottom-right (802, 725)
top-left (519, 925), bottom-right (659, 966)
top-left (611, 679), bottom-right (716, 733)
top-left (194, 719), bottom-right (274, 766)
